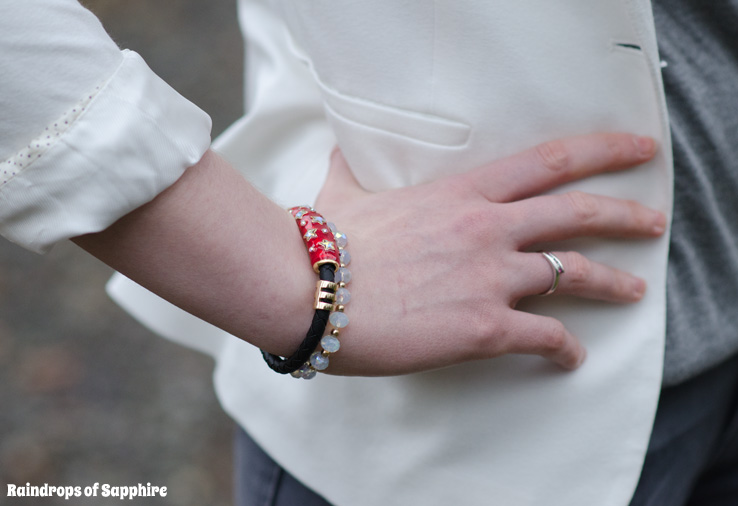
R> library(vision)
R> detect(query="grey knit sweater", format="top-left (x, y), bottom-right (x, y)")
top-left (655, 0), bottom-right (738, 385)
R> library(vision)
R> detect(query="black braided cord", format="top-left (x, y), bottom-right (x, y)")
top-left (260, 264), bottom-right (336, 374)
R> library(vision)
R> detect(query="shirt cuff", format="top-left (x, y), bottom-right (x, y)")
top-left (0, 49), bottom-right (212, 253)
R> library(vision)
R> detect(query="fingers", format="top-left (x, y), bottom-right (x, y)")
top-left (497, 246), bottom-right (648, 370)
top-left (511, 191), bottom-right (667, 246)
top-left (499, 312), bottom-right (586, 370)
top-left (466, 133), bottom-right (657, 203)
top-left (514, 251), bottom-right (646, 303)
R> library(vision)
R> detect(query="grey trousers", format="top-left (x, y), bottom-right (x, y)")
top-left (234, 353), bottom-right (738, 506)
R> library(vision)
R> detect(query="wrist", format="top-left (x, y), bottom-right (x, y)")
top-left (260, 206), bottom-right (351, 378)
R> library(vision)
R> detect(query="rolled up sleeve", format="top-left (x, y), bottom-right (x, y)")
top-left (0, 0), bottom-right (212, 253)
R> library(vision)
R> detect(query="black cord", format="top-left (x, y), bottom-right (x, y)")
top-left (261, 264), bottom-right (336, 374)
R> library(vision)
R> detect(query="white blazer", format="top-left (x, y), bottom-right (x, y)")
top-left (110, 1), bottom-right (673, 504)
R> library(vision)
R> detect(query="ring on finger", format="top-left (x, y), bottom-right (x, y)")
top-left (539, 251), bottom-right (565, 296)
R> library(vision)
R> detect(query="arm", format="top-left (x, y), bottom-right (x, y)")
top-left (73, 149), bottom-right (316, 358)
top-left (74, 133), bottom-right (664, 376)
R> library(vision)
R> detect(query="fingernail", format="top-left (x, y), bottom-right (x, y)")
top-left (633, 278), bottom-right (647, 299)
top-left (635, 136), bottom-right (655, 157)
top-left (575, 348), bottom-right (587, 368)
top-left (652, 212), bottom-right (667, 234)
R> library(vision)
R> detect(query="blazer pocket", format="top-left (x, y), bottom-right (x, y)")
top-left (318, 84), bottom-right (471, 148)
top-left (282, 26), bottom-right (470, 147)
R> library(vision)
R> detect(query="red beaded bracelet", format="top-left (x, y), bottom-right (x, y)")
top-left (261, 206), bottom-right (351, 379)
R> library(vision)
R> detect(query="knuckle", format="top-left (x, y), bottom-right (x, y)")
top-left (613, 272), bottom-right (633, 298)
top-left (535, 140), bottom-right (570, 173)
top-left (626, 199), bottom-right (651, 229)
top-left (605, 135), bottom-right (628, 163)
top-left (541, 320), bottom-right (568, 353)
top-left (467, 312), bottom-right (506, 358)
top-left (455, 205), bottom-right (504, 244)
top-left (565, 191), bottom-right (598, 224)
top-left (564, 251), bottom-right (592, 285)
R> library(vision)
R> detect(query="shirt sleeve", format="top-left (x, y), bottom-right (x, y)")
top-left (0, 0), bottom-right (212, 253)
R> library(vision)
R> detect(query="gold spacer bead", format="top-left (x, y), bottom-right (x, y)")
top-left (314, 301), bottom-right (336, 311)
top-left (338, 281), bottom-right (346, 288)
top-left (316, 280), bottom-right (338, 290)
top-left (331, 329), bottom-right (340, 337)
top-left (336, 304), bottom-right (345, 312)
top-left (314, 280), bottom-right (338, 310)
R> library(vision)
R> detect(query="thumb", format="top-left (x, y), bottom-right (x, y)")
top-left (316, 148), bottom-right (368, 210)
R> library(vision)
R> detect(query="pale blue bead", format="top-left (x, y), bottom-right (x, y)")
top-left (340, 249), bottom-right (351, 266)
top-left (329, 311), bottom-right (349, 328)
top-left (335, 267), bottom-right (352, 283)
top-left (335, 232), bottom-right (348, 248)
top-left (336, 287), bottom-right (351, 304)
top-left (310, 352), bottom-right (330, 371)
top-left (327, 222), bottom-right (337, 233)
top-left (321, 335), bottom-right (341, 353)
top-left (296, 364), bottom-right (316, 379)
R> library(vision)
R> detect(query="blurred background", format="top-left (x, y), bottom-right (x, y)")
top-left (0, 1), bottom-right (244, 504)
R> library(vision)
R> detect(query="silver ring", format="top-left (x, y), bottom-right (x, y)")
top-left (539, 251), bottom-right (565, 296)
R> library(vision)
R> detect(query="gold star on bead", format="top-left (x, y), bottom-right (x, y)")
top-left (303, 229), bottom-right (318, 240)
top-left (310, 216), bottom-right (326, 225)
top-left (318, 239), bottom-right (335, 251)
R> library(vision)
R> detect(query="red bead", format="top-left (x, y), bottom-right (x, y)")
top-left (288, 206), bottom-right (340, 272)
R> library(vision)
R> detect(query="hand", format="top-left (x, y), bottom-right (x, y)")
top-left (315, 133), bottom-right (665, 375)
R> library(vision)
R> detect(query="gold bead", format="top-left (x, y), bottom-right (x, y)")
top-left (336, 304), bottom-right (345, 312)
top-left (331, 329), bottom-right (340, 337)
top-left (314, 301), bottom-right (335, 311)
top-left (314, 280), bottom-right (338, 310)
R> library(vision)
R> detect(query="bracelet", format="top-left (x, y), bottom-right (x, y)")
top-left (260, 206), bottom-right (351, 379)
top-left (293, 217), bottom-right (351, 379)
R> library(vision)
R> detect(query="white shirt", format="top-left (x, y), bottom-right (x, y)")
top-left (0, 0), bottom-right (211, 253)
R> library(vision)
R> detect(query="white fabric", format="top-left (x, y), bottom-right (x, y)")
top-left (109, 1), bottom-right (674, 505)
top-left (0, 0), bottom-right (212, 253)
